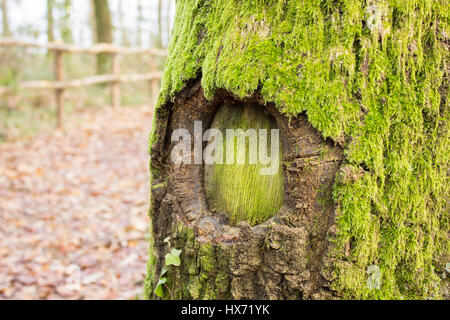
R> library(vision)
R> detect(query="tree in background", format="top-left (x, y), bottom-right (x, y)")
top-left (60, 0), bottom-right (73, 43)
top-left (47, 0), bottom-right (73, 43)
top-left (46, 0), bottom-right (54, 42)
top-left (166, 0), bottom-right (171, 42)
top-left (156, 0), bottom-right (161, 48)
top-left (136, 0), bottom-right (143, 47)
top-left (92, 0), bottom-right (112, 74)
top-left (117, 0), bottom-right (126, 46)
top-left (1, 0), bottom-right (11, 37)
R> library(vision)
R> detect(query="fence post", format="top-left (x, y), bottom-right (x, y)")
top-left (111, 53), bottom-right (121, 109)
top-left (54, 50), bottom-right (64, 128)
top-left (150, 56), bottom-right (159, 107)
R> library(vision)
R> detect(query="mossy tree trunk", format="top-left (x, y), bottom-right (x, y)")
top-left (145, 0), bottom-right (448, 300)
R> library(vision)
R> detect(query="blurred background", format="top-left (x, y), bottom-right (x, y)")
top-left (0, 0), bottom-right (173, 299)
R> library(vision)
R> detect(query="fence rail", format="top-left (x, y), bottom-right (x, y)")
top-left (0, 38), bottom-right (168, 127)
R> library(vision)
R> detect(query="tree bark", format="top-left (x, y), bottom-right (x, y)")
top-left (117, 0), bottom-right (126, 46)
top-left (92, 0), bottom-right (113, 74)
top-left (1, 0), bottom-right (11, 37)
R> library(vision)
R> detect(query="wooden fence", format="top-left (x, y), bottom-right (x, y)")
top-left (0, 38), bottom-right (168, 127)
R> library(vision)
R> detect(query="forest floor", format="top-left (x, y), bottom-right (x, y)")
top-left (0, 106), bottom-right (154, 300)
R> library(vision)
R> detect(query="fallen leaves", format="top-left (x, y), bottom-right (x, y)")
top-left (0, 106), bottom-right (154, 300)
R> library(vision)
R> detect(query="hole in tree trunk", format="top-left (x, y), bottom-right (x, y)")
top-left (150, 82), bottom-right (345, 299)
top-left (204, 102), bottom-right (284, 227)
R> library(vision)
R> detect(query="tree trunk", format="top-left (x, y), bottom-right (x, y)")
top-left (46, 0), bottom-right (54, 42)
top-left (92, 0), bottom-right (112, 74)
top-left (1, 0), bottom-right (11, 37)
top-left (144, 0), bottom-right (449, 300)
top-left (89, 0), bottom-right (96, 43)
top-left (61, 0), bottom-right (73, 43)
top-left (117, 0), bottom-right (126, 46)
top-left (146, 85), bottom-right (342, 300)
top-left (136, 0), bottom-right (143, 47)
top-left (166, 0), bottom-right (172, 41)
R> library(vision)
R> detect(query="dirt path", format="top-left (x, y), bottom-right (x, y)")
top-left (0, 106), bottom-right (153, 300)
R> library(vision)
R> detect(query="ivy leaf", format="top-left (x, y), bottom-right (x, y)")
top-left (165, 249), bottom-right (182, 267)
top-left (154, 277), bottom-right (167, 298)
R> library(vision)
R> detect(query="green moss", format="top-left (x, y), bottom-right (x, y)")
top-left (150, 0), bottom-right (449, 299)
top-left (205, 103), bottom-right (284, 226)
top-left (143, 217), bottom-right (157, 300)
top-left (145, 223), bottom-right (232, 300)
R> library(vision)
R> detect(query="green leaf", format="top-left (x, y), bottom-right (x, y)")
top-left (154, 277), bottom-right (167, 298)
top-left (165, 249), bottom-right (182, 267)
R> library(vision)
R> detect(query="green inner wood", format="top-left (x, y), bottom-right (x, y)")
top-left (204, 103), bottom-right (284, 227)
